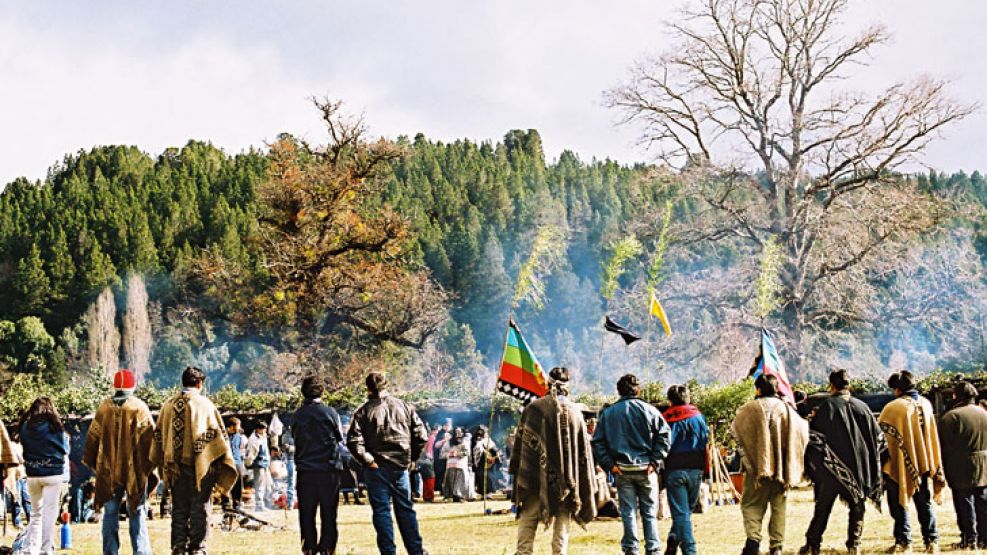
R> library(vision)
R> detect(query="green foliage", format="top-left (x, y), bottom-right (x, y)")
top-left (753, 237), bottom-right (784, 321)
top-left (646, 200), bottom-right (674, 292)
top-left (691, 378), bottom-right (755, 441)
top-left (601, 235), bottom-right (643, 301)
top-left (512, 224), bottom-right (568, 311)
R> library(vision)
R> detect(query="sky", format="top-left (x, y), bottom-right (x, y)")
top-left (1, 1), bottom-right (985, 186)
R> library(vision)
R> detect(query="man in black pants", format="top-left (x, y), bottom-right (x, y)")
top-left (799, 370), bottom-right (886, 555)
top-left (292, 375), bottom-right (345, 555)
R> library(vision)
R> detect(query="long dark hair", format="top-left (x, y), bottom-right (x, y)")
top-left (17, 396), bottom-right (65, 437)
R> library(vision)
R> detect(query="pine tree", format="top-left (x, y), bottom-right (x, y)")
top-left (13, 244), bottom-right (52, 316)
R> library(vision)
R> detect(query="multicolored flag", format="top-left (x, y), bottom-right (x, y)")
top-left (496, 318), bottom-right (549, 402)
top-left (749, 328), bottom-right (795, 404)
top-left (649, 292), bottom-right (672, 336)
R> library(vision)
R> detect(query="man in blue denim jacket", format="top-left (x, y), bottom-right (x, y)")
top-left (592, 374), bottom-right (672, 555)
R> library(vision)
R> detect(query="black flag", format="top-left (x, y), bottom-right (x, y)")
top-left (604, 316), bottom-right (641, 345)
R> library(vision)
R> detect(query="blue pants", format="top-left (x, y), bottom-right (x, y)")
top-left (665, 469), bottom-right (702, 555)
top-left (616, 471), bottom-right (660, 555)
top-left (12, 478), bottom-right (30, 526)
top-left (286, 457), bottom-right (296, 509)
top-left (886, 475), bottom-right (938, 546)
top-left (364, 467), bottom-right (425, 555)
top-left (102, 488), bottom-right (152, 555)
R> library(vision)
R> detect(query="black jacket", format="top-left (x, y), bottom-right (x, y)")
top-left (292, 399), bottom-right (344, 473)
top-left (347, 392), bottom-right (427, 470)
top-left (939, 403), bottom-right (987, 490)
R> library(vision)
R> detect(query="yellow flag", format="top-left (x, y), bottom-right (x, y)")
top-left (649, 292), bottom-right (672, 336)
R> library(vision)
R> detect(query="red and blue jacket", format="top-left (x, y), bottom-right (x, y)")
top-left (661, 404), bottom-right (709, 472)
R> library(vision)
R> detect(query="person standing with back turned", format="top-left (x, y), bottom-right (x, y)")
top-left (798, 369), bottom-right (886, 555)
top-left (592, 373), bottom-right (670, 555)
top-left (879, 370), bottom-right (945, 554)
top-left (347, 372), bottom-right (429, 555)
top-left (83, 368), bottom-right (158, 555)
top-left (939, 381), bottom-right (987, 551)
top-left (511, 367), bottom-right (597, 555)
top-left (150, 366), bottom-right (238, 555)
top-left (293, 375), bottom-right (345, 555)
top-left (733, 374), bottom-right (808, 555)
top-left (661, 384), bottom-right (709, 555)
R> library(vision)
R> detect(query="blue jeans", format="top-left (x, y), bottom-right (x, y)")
top-left (102, 488), bottom-right (152, 555)
top-left (12, 478), bottom-right (30, 526)
top-left (364, 467), bottom-right (425, 555)
top-left (886, 475), bottom-right (938, 545)
top-left (286, 457), bottom-right (296, 508)
top-left (665, 469), bottom-right (702, 555)
top-left (616, 471), bottom-right (660, 555)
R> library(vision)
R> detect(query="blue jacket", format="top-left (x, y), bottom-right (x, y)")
top-left (230, 433), bottom-right (245, 466)
top-left (592, 396), bottom-right (671, 471)
top-left (292, 399), bottom-right (344, 474)
top-left (20, 420), bottom-right (69, 477)
top-left (662, 404), bottom-right (709, 471)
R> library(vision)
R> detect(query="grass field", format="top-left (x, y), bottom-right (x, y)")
top-left (2, 488), bottom-right (981, 554)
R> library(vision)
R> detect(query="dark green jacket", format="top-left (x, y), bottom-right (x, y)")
top-left (939, 404), bottom-right (987, 490)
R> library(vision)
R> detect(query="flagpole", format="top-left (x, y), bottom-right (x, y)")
top-left (483, 316), bottom-right (514, 515)
top-left (645, 298), bottom-right (653, 385)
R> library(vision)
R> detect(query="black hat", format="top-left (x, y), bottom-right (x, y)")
top-left (549, 367), bottom-right (570, 383)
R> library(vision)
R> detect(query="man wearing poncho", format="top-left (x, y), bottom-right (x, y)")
top-left (83, 369), bottom-right (158, 555)
top-left (150, 366), bottom-right (237, 555)
top-left (798, 370), bottom-right (886, 555)
top-left (733, 374), bottom-right (808, 555)
top-left (511, 367), bottom-right (596, 555)
top-left (878, 370), bottom-right (945, 553)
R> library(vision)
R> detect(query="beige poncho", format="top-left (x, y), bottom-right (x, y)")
top-left (150, 389), bottom-right (237, 495)
top-left (83, 395), bottom-right (159, 513)
top-left (0, 422), bottom-right (19, 468)
top-left (879, 394), bottom-right (945, 507)
top-left (510, 393), bottom-right (597, 526)
top-left (733, 396), bottom-right (808, 489)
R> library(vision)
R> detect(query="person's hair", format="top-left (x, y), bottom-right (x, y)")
top-left (255, 421), bottom-right (268, 431)
top-left (887, 370), bottom-right (915, 392)
top-left (829, 369), bottom-right (850, 391)
top-left (954, 381), bottom-right (978, 405)
top-left (366, 372), bottom-right (388, 395)
top-left (301, 375), bottom-right (324, 400)
top-left (17, 396), bottom-right (64, 436)
top-left (182, 366), bottom-right (206, 388)
top-left (754, 374), bottom-right (779, 398)
top-left (227, 417), bottom-right (240, 428)
top-left (617, 374), bottom-right (640, 397)
top-left (666, 384), bottom-right (690, 406)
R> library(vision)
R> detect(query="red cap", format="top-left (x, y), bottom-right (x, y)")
top-left (113, 369), bottom-right (137, 391)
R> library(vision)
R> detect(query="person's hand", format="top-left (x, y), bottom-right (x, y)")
top-left (610, 466), bottom-right (622, 475)
top-left (646, 463), bottom-right (655, 475)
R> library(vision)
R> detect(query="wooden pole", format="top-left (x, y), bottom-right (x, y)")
top-left (483, 317), bottom-right (514, 515)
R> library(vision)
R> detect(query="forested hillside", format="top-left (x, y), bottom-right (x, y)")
top-left (0, 129), bottom-right (984, 394)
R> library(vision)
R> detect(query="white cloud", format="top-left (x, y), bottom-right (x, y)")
top-left (0, 0), bottom-right (984, 186)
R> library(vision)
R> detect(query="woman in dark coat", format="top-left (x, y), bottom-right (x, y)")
top-left (18, 397), bottom-right (70, 555)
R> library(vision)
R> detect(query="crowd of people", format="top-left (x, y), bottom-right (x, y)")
top-left (1, 364), bottom-right (987, 554)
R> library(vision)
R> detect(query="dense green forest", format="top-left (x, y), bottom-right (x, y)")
top-left (0, 130), bottom-right (984, 394)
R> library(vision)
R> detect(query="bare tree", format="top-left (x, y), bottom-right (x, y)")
top-left (608, 0), bottom-right (975, 377)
